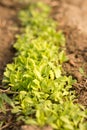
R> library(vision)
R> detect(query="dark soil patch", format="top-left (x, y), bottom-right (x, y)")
top-left (0, 0), bottom-right (20, 86)
top-left (0, 0), bottom-right (87, 130)
top-left (50, 0), bottom-right (87, 107)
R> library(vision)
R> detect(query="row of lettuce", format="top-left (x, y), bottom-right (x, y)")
top-left (2, 2), bottom-right (87, 130)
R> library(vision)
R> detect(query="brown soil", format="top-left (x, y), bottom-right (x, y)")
top-left (0, 0), bottom-right (87, 130)
top-left (50, 0), bottom-right (87, 107)
top-left (0, 0), bottom-right (20, 86)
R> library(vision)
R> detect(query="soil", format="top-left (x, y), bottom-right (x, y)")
top-left (50, 0), bottom-right (87, 106)
top-left (0, 0), bottom-right (87, 130)
top-left (0, 0), bottom-right (20, 86)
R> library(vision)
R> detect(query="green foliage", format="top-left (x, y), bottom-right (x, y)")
top-left (0, 93), bottom-right (14, 113)
top-left (2, 2), bottom-right (87, 130)
top-left (79, 67), bottom-right (87, 78)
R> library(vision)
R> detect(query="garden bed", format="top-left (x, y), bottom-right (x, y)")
top-left (0, 0), bottom-right (87, 130)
